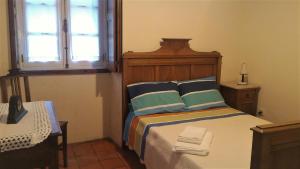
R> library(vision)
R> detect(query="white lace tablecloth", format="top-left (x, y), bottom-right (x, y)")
top-left (0, 101), bottom-right (52, 152)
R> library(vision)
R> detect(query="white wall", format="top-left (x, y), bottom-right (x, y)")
top-left (298, 1), bottom-right (300, 118)
top-left (109, 73), bottom-right (123, 146)
top-left (123, 0), bottom-right (246, 82)
top-left (0, 0), bottom-right (10, 76)
top-left (29, 74), bottom-right (112, 143)
top-left (239, 1), bottom-right (300, 122)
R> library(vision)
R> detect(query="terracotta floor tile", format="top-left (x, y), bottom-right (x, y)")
top-left (115, 167), bottom-right (130, 169)
top-left (116, 154), bottom-right (130, 167)
top-left (79, 163), bottom-right (103, 169)
top-left (60, 158), bottom-right (78, 168)
top-left (96, 151), bottom-right (120, 161)
top-left (59, 139), bottom-right (146, 169)
top-left (68, 144), bottom-right (76, 158)
top-left (100, 158), bottom-right (126, 169)
top-left (60, 166), bottom-right (79, 169)
top-left (92, 140), bottom-right (117, 153)
top-left (72, 142), bottom-right (95, 157)
top-left (77, 155), bottom-right (99, 167)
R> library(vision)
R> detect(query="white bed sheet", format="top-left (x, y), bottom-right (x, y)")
top-left (144, 114), bottom-right (270, 169)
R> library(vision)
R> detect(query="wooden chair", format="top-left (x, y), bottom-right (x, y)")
top-left (59, 121), bottom-right (68, 168)
top-left (0, 74), bottom-right (68, 168)
top-left (0, 74), bottom-right (31, 103)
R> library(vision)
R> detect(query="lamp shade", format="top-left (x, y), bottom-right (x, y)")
top-left (240, 63), bottom-right (248, 74)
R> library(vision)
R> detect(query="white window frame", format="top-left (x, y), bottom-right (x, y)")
top-left (15, 0), bottom-right (108, 70)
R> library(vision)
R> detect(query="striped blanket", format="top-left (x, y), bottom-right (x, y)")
top-left (123, 107), bottom-right (246, 160)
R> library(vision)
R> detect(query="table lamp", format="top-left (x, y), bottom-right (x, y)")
top-left (238, 63), bottom-right (248, 85)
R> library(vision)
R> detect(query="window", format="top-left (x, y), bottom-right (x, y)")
top-left (14, 0), bottom-right (110, 70)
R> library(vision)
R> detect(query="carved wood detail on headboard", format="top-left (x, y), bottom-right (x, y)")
top-left (122, 38), bottom-right (223, 137)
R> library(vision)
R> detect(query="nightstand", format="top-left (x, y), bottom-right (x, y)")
top-left (220, 82), bottom-right (260, 116)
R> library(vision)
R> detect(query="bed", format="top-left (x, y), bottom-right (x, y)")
top-left (122, 38), bottom-right (300, 169)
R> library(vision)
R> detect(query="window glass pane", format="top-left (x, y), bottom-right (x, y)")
top-left (26, 0), bottom-right (56, 5)
top-left (70, 6), bottom-right (99, 34)
top-left (71, 35), bottom-right (99, 61)
top-left (70, 0), bottom-right (98, 7)
top-left (27, 35), bottom-right (59, 62)
top-left (25, 2), bottom-right (58, 33)
top-left (108, 38), bottom-right (114, 62)
top-left (69, 0), bottom-right (100, 62)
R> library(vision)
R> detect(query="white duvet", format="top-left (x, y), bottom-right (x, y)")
top-left (144, 114), bottom-right (270, 169)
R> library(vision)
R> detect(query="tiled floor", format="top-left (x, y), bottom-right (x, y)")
top-left (59, 139), bottom-right (139, 169)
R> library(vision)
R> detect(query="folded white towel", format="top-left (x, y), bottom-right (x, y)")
top-left (177, 126), bottom-right (207, 144)
top-left (174, 131), bottom-right (214, 156)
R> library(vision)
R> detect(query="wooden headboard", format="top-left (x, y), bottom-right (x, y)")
top-left (122, 38), bottom-right (222, 127)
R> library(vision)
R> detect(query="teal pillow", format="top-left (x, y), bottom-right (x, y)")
top-left (127, 81), bottom-right (185, 116)
top-left (178, 76), bottom-right (227, 111)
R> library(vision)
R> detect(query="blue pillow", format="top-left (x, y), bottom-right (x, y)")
top-left (177, 76), bottom-right (227, 111)
top-left (127, 81), bottom-right (185, 116)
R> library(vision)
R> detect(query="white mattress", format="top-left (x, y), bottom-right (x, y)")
top-left (144, 114), bottom-right (270, 169)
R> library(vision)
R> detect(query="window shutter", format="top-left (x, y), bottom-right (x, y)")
top-left (7, 0), bottom-right (20, 73)
top-left (107, 0), bottom-right (122, 72)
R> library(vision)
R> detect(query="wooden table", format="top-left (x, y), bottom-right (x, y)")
top-left (0, 101), bottom-right (61, 169)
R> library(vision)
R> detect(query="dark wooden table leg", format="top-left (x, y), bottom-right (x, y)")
top-left (63, 124), bottom-right (68, 167)
top-left (49, 135), bottom-right (59, 169)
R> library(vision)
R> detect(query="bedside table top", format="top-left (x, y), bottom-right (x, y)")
top-left (221, 81), bottom-right (260, 90)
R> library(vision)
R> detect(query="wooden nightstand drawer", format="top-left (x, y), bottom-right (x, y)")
top-left (238, 90), bottom-right (257, 103)
top-left (239, 102), bottom-right (257, 116)
top-left (220, 82), bottom-right (260, 116)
